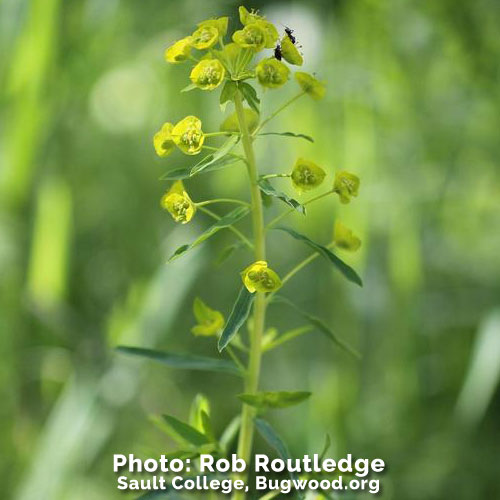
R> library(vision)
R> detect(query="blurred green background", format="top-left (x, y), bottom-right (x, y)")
top-left (1, 0), bottom-right (499, 499)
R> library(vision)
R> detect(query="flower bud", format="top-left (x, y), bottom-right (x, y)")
top-left (191, 297), bottom-right (225, 336)
top-left (190, 59), bottom-right (225, 90)
top-left (291, 158), bottom-right (326, 193)
top-left (295, 71), bottom-right (326, 100)
top-left (153, 122), bottom-right (175, 158)
top-left (333, 170), bottom-right (360, 204)
top-left (241, 261), bottom-right (282, 293)
top-left (281, 36), bottom-right (303, 66)
top-left (190, 25), bottom-right (219, 50)
top-left (161, 180), bottom-right (196, 224)
top-left (172, 116), bottom-right (205, 155)
top-left (164, 37), bottom-right (192, 63)
top-left (233, 23), bottom-right (267, 50)
top-left (220, 108), bottom-right (259, 134)
top-left (198, 17), bottom-right (229, 37)
top-left (256, 58), bottom-right (290, 89)
top-left (334, 221), bottom-right (361, 252)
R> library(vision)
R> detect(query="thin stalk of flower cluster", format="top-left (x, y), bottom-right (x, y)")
top-left (253, 91), bottom-right (306, 135)
top-left (232, 89), bottom-right (267, 499)
top-left (196, 198), bottom-right (250, 208)
top-left (197, 206), bottom-right (253, 249)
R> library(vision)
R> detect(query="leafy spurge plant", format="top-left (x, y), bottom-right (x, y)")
top-left (119, 6), bottom-right (363, 498)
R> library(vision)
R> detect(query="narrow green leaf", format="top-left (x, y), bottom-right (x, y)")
top-left (116, 346), bottom-right (242, 376)
top-left (258, 132), bottom-right (314, 143)
top-left (181, 83), bottom-right (197, 92)
top-left (271, 296), bottom-right (361, 359)
top-left (239, 81), bottom-right (260, 113)
top-left (238, 391), bottom-right (311, 409)
top-left (191, 135), bottom-right (240, 175)
top-left (168, 206), bottom-right (250, 262)
top-left (162, 415), bottom-right (211, 447)
top-left (258, 178), bottom-right (305, 214)
top-left (220, 80), bottom-right (238, 108)
top-left (159, 155), bottom-right (241, 181)
top-left (255, 417), bottom-right (302, 495)
top-left (218, 286), bottom-right (255, 352)
top-left (275, 226), bottom-right (363, 286)
top-left (200, 410), bottom-right (216, 442)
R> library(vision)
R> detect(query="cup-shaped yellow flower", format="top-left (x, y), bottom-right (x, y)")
top-left (164, 37), bottom-right (192, 63)
top-left (198, 17), bottom-right (229, 37)
top-left (333, 170), bottom-right (360, 204)
top-left (172, 116), bottom-right (205, 155)
top-left (191, 25), bottom-right (219, 50)
top-left (241, 261), bottom-right (282, 293)
top-left (334, 221), bottom-right (361, 252)
top-left (161, 180), bottom-right (196, 224)
top-left (281, 36), bottom-right (303, 66)
top-left (256, 58), bottom-right (290, 89)
top-left (220, 108), bottom-right (259, 134)
top-left (233, 22), bottom-right (267, 50)
top-left (153, 122), bottom-right (175, 158)
top-left (291, 158), bottom-right (326, 193)
top-left (191, 297), bottom-right (225, 336)
top-left (190, 59), bottom-right (226, 90)
top-left (295, 71), bottom-right (326, 100)
top-left (239, 6), bottom-right (261, 25)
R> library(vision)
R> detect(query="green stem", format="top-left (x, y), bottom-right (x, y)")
top-left (233, 90), bottom-right (267, 499)
top-left (196, 198), bottom-right (250, 208)
top-left (260, 173), bottom-right (291, 180)
top-left (253, 91), bottom-right (306, 135)
top-left (204, 131), bottom-right (240, 137)
top-left (197, 206), bottom-right (253, 250)
top-left (265, 189), bottom-right (334, 232)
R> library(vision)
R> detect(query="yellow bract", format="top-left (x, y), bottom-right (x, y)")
top-left (171, 116), bottom-right (205, 155)
top-left (191, 25), bottom-right (219, 50)
top-left (241, 261), bottom-right (282, 293)
top-left (164, 37), bottom-right (192, 63)
top-left (237, 7), bottom-right (278, 48)
top-left (232, 23), bottom-right (267, 50)
top-left (256, 58), bottom-right (290, 89)
top-left (191, 297), bottom-right (225, 336)
top-left (198, 17), bottom-right (229, 37)
top-left (295, 71), bottom-right (326, 100)
top-left (333, 170), bottom-right (360, 204)
top-left (220, 108), bottom-right (259, 134)
top-left (281, 36), bottom-right (303, 66)
top-left (190, 59), bottom-right (226, 90)
top-left (334, 221), bottom-right (361, 252)
top-left (291, 158), bottom-right (326, 193)
top-left (161, 181), bottom-right (196, 224)
top-left (153, 122), bottom-right (175, 158)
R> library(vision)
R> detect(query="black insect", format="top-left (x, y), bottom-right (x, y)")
top-left (284, 26), bottom-right (296, 44)
top-left (274, 43), bottom-right (282, 61)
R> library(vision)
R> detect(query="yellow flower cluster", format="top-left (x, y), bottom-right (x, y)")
top-left (154, 116), bottom-right (205, 158)
top-left (161, 180), bottom-right (196, 224)
top-left (291, 158), bottom-right (326, 193)
top-left (241, 261), bottom-right (282, 293)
